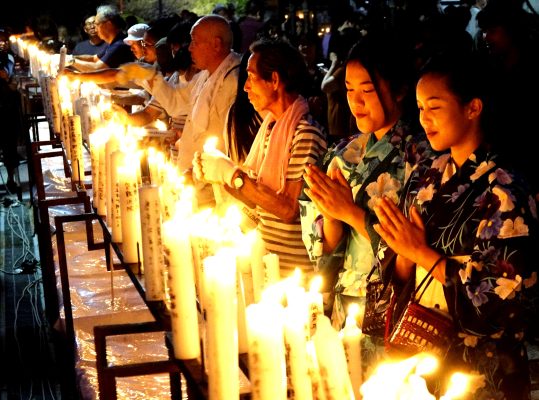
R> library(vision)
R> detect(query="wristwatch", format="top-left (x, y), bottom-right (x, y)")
top-left (232, 170), bottom-right (244, 189)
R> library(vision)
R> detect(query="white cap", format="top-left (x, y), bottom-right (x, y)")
top-left (123, 23), bottom-right (150, 44)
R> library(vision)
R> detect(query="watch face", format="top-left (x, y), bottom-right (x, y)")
top-left (234, 174), bottom-right (244, 189)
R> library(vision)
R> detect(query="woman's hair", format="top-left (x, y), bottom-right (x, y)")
top-left (345, 29), bottom-right (417, 122)
top-left (228, 51), bottom-right (261, 162)
top-left (419, 52), bottom-right (491, 139)
top-left (249, 38), bottom-right (308, 94)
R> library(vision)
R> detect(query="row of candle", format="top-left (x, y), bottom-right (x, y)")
top-left (13, 35), bottom-right (476, 400)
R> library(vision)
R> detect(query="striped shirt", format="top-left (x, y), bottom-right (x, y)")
top-left (256, 114), bottom-right (327, 277)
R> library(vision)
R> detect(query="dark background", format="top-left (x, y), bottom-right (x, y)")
top-left (1, 0), bottom-right (102, 33)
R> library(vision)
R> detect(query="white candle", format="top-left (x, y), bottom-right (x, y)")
top-left (58, 45), bottom-right (67, 73)
top-left (105, 134), bottom-right (120, 224)
top-left (236, 266), bottom-right (248, 354)
top-left (251, 230), bottom-right (266, 303)
top-left (340, 304), bottom-right (362, 400)
top-left (307, 276), bottom-right (324, 337)
top-left (162, 215), bottom-right (201, 360)
top-left (48, 77), bottom-right (62, 134)
top-left (313, 316), bottom-right (355, 400)
top-left (283, 289), bottom-right (313, 400)
top-left (68, 115), bottom-right (84, 182)
top-left (118, 154), bottom-right (142, 264)
top-left (61, 112), bottom-right (72, 160)
top-left (262, 253), bottom-right (280, 288)
top-left (97, 132), bottom-right (108, 216)
top-left (246, 302), bottom-right (287, 400)
top-left (88, 132), bottom-right (101, 210)
top-left (204, 249), bottom-right (239, 399)
top-left (109, 150), bottom-right (123, 243)
top-left (138, 185), bottom-right (165, 301)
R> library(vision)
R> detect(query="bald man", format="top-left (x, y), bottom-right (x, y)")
top-left (125, 15), bottom-right (241, 174)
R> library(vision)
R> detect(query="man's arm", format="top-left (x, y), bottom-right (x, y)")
top-left (63, 68), bottom-right (119, 83)
top-left (73, 54), bottom-right (99, 62)
top-left (226, 172), bottom-right (303, 223)
top-left (71, 57), bottom-right (109, 72)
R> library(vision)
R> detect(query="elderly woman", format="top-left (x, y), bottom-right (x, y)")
top-left (194, 39), bottom-right (327, 277)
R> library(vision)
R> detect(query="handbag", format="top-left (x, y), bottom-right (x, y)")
top-left (388, 256), bottom-right (454, 356)
top-left (361, 247), bottom-right (396, 337)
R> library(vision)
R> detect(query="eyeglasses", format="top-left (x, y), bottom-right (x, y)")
top-left (140, 40), bottom-right (155, 48)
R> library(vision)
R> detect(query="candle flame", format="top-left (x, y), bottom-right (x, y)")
top-left (203, 136), bottom-right (218, 153)
top-left (309, 275), bottom-right (323, 293)
top-left (154, 119), bottom-right (167, 131)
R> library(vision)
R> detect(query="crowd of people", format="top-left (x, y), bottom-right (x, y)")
top-left (3, 0), bottom-right (539, 398)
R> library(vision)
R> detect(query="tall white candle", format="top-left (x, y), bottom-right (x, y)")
top-left (313, 316), bottom-right (355, 400)
top-left (68, 115), bottom-right (84, 182)
top-left (105, 134), bottom-right (120, 224)
top-left (97, 131), bottom-right (108, 216)
top-left (162, 214), bottom-right (201, 360)
top-left (109, 150), bottom-right (123, 243)
top-left (307, 276), bottom-right (324, 337)
top-left (88, 132), bottom-right (101, 210)
top-left (236, 266), bottom-right (248, 354)
top-left (204, 249), bottom-right (239, 399)
top-left (262, 253), bottom-right (280, 288)
top-left (58, 45), bottom-right (67, 73)
top-left (138, 185), bottom-right (165, 301)
top-left (283, 289), bottom-right (313, 400)
top-left (61, 112), bottom-right (72, 160)
top-left (251, 231), bottom-right (266, 303)
top-left (340, 304), bottom-right (362, 400)
top-left (118, 154), bottom-right (142, 264)
top-left (246, 301), bottom-right (287, 400)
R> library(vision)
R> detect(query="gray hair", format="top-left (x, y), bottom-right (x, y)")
top-left (96, 4), bottom-right (124, 28)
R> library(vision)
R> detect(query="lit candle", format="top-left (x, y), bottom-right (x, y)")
top-left (47, 77), bottom-right (62, 135)
top-left (89, 132), bottom-right (102, 211)
top-left (262, 253), bottom-right (280, 288)
top-left (204, 248), bottom-right (239, 399)
top-left (68, 115), bottom-right (84, 183)
top-left (313, 315), bottom-right (355, 400)
top-left (118, 153), bottom-right (142, 265)
top-left (236, 266), bottom-right (249, 354)
top-left (251, 230), bottom-right (267, 303)
top-left (162, 207), bottom-right (201, 360)
top-left (307, 276), bottom-right (324, 337)
top-left (97, 131), bottom-right (108, 216)
top-left (105, 133), bottom-right (120, 224)
top-left (109, 150), bottom-right (123, 243)
top-left (138, 185), bottom-right (165, 301)
top-left (246, 301), bottom-right (287, 400)
top-left (339, 304), bottom-right (362, 400)
top-left (283, 288), bottom-right (313, 400)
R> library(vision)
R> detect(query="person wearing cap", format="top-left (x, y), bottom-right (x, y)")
top-left (70, 4), bottom-right (134, 71)
top-left (123, 23), bottom-right (149, 61)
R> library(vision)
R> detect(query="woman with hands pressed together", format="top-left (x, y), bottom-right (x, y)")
top-left (301, 29), bottom-right (431, 329)
top-left (374, 53), bottom-right (539, 399)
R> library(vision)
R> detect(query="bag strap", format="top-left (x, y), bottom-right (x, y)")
top-left (414, 255), bottom-right (446, 302)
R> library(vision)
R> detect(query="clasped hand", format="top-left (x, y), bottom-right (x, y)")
top-left (192, 148), bottom-right (237, 186)
top-left (373, 197), bottom-right (429, 264)
top-left (303, 164), bottom-right (355, 224)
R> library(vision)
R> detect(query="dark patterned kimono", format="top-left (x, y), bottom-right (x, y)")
top-left (398, 146), bottom-right (539, 399)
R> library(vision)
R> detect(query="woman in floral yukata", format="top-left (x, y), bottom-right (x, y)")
top-left (374, 52), bottom-right (539, 399)
top-left (301, 29), bottom-right (432, 330)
